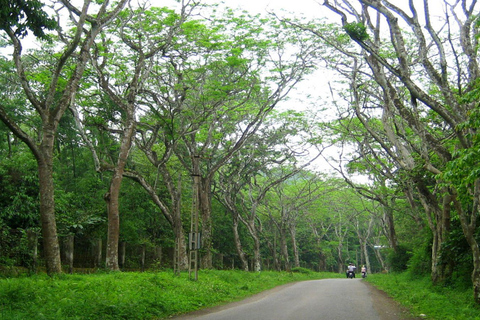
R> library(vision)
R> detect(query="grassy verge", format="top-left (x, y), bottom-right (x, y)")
top-left (366, 272), bottom-right (480, 320)
top-left (0, 269), bottom-right (342, 320)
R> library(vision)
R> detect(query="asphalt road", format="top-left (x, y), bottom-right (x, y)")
top-left (172, 278), bottom-right (413, 320)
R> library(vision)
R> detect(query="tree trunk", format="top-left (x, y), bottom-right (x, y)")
top-left (26, 229), bottom-right (38, 274)
top-left (242, 218), bottom-right (262, 271)
top-left (454, 187), bottom-right (480, 304)
top-left (459, 224), bottom-right (480, 304)
top-left (279, 226), bottom-right (290, 272)
top-left (374, 246), bottom-right (388, 273)
top-left (38, 156), bottom-right (62, 275)
top-left (337, 242), bottom-right (344, 273)
top-left (252, 233), bottom-right (262, 272)
top-left (417, 187), bottom-right (452, 284)
top-left (382, 205), bottom-right (398, 252)
top-left (472, 252), bottom-right (480, 304)
top-left (63, 234), bottom-right (74, 274)
top-left (172, 194), bottom-right (188, 270)
top-left (318, 250), bottom-right (326, 272)
top-left (199, 177), bottom-right (213, 269)
top-left (140, 244), bottom-right (146, 272)
top-left (104, 190), bottom-right (119, 271)
top-left (362, 241), bottom-right (371, 274)
top-left (289, 224), bottom-right (300, 268)
top-left (264, 228), bottom-right (280, 271)
top-left (118, 241), bottom-right (126, 270)
top-left (232, 213), bottom-right (249, 271)
top-left (155, 246), bottom-right (162, 267)
top-left (174, 225), bottom-right (188, 270)
top-left (105, 118), bottom-right (135, 271)
top-left (93, 238), bottom-right (102, 269)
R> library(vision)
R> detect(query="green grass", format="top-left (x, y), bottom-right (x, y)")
top-left (0, 270), bottom-right (343, 320)
top-left (365, 272), bottom-right (480, 320)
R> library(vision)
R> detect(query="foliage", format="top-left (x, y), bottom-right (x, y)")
top-left (0, 270), bottom-right (342, 320)
top-left (343, 22), bottom-right (369, 41)
top-left (407, 235), bottom-right (432, 277)
top-left (291, 267), bottom-right (312, 274)
top-left (386, 244), bottom-right (412, 272)
top-left (0, 0), bottom-right (57, 39)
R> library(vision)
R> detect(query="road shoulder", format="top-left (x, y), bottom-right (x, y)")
top-left (363, 280), bottom-right (422, 320)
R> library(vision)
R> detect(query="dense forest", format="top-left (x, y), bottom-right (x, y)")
top-left (2, 0), bottom-right (480, 304)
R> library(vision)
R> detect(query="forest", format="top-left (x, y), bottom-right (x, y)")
top-left (1, 0), bottom-right (480, 306)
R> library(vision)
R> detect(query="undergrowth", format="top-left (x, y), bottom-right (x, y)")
top-left (0, 270), bottom-right (341, 320)
top-left (365, 272), bottom-right (480, 320)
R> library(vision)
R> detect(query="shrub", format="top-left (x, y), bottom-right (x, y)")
top-left (407, 241), bottom-right (431, 277)
top-left (291, 267), bottom-right (311, 274)
top-left (387, 245), bottom-right (412, 272)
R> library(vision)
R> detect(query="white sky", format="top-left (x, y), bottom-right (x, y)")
top-left (224, 0), bottom-right (325, 18)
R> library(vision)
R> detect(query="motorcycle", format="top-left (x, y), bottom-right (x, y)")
top-left (347, 271), bottom-right (355, 279)
top-left (361, 271), bottom-right (367, 278)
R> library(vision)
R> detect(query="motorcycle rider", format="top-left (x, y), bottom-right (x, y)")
top-left (361, 265), bottom-right (367, 278)
top-left (346, 263), bottom-right (356, 278)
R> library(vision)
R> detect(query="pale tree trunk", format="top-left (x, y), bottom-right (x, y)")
top-left (289, 224), bottom-right (300, 268)
top-left (252, 233), bottom-right (262, 272)
top-left (232, 212), bottom-right (249, 271)
top-left (317, 241), bottom-right (326, 272)
top-left (278, 226), bottom-right (290, 272)
top-left (356, 215), bottom-right (374, 272)
top-left (123, 168), bottom-right (189, 271)
top-left (199, 177), bottom-right (213, 269)
top-left (93, 238), bottom-right (102, 268)
top-left (174, 224), bottom-right (188, 270)
top-left (360, 240), bottom-right (371, 274)
top-left (472, 251), bottom-right (480, 304)
top-left (264, 226), bottom-right (280, 271)
top-left (455, 184), bottom-right (480, 304)
top-left (155, 246), bottom-right (162, 267)
top-left (118, 241), bottom-right (126, 270)
top-left (26, 229), bottom-right (38, 274)
top-left (334, 222), bottom-right (349, 273)
top-left (240, 217), bottom-right (262, 271)
top-left (337, 242), bottom-right (344, 274)
top-left (63, 234), bottom-right (74, 274)
top-left (309, 222), bottom-right (328, 272)
top-left (417, 187), bottom-right (452, 284)
top-left (140, 244), bottom-right (146, 272)
top-left (374, 247), bottom-right (387, 273)
top-left (172, 179), bottom-right (188, 270)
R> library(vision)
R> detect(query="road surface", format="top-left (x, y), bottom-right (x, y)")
top-left (172, 278), bottom-right (417, 320)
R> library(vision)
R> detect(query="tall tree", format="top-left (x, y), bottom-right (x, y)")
top-left (314, 0), bottom-right (480, 302)
top-left (80, 4), bottom-right (190, 271)
top-left (168, 9), bottom-right (319, 268)
top-left (215, 110), bottom-right (321, 271)
top-left (0, 0), bottom-right (127, 274)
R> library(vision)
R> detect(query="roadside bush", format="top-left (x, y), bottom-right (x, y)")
top-left (387, 244), bottom-right (412, 272)
top-left (291, 267), bottom-right (311, 274)
top-left (407, 240), bottom-right (431, 277)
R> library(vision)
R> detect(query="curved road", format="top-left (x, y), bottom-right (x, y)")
top-left (172, 278), bottom-right (413, 320)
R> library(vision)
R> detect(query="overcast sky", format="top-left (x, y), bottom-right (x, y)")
top-left (227, 0), bottom-right (324, 18)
